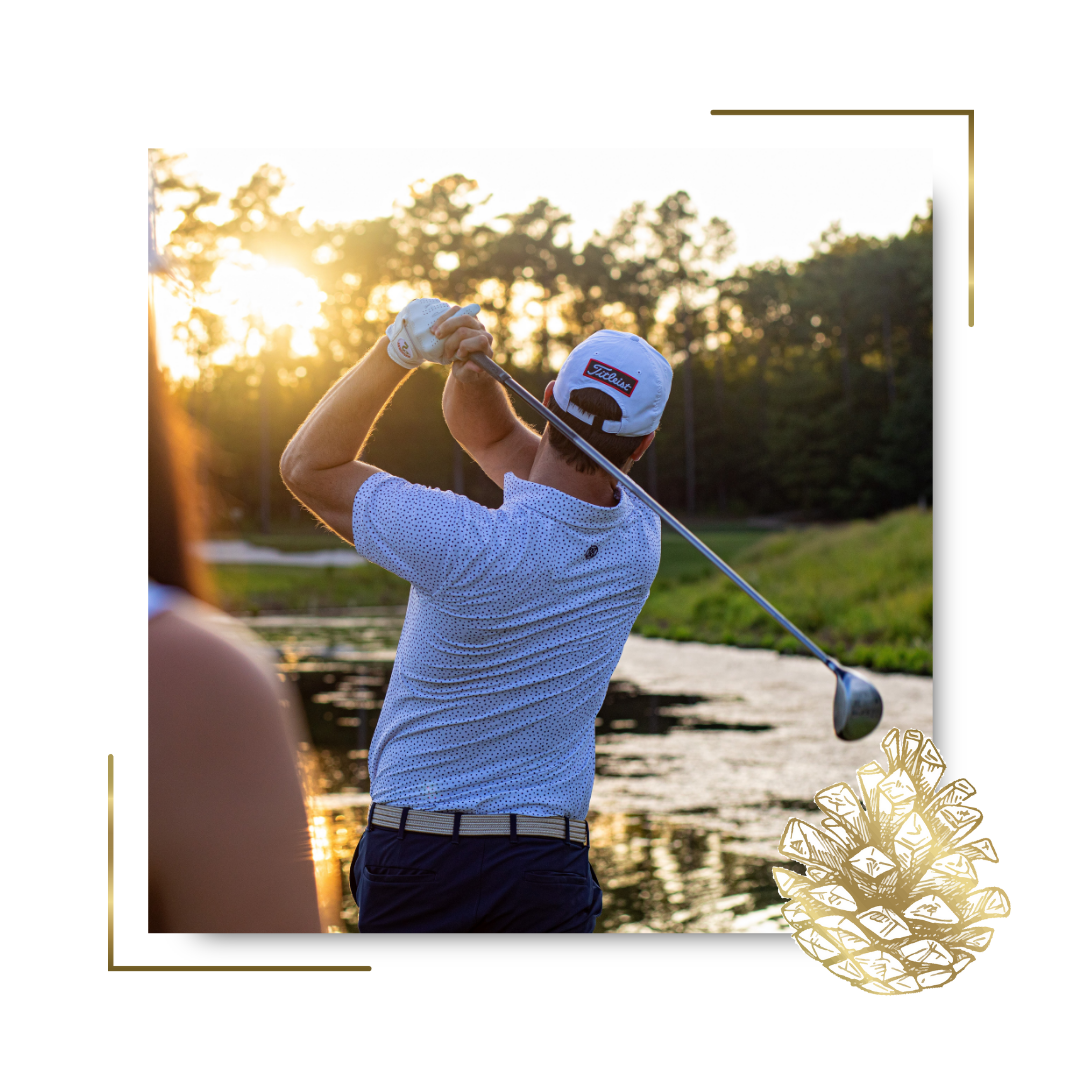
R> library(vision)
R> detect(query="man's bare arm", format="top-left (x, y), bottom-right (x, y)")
top-left (280, 336), bottom-right (409, 543)
top-left (441, 359), bottom-right (541, 489)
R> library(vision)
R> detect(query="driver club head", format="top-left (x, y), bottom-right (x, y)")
top-left (833, 668), bottom-right (884, 741)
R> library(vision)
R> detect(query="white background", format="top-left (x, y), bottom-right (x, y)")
top-left (2, 1), bottom-right (1076, 1076)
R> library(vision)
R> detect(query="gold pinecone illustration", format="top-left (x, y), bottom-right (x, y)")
top-left (773, 728), bottom-right (1009, 994)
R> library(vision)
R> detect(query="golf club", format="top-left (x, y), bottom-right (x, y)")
top-left (460, 339), bottom-right (884, 742)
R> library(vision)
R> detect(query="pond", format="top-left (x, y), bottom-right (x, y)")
top-left (245, 611), bottom-right (801, 933)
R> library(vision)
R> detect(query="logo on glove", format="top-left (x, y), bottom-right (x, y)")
top-left (395, 335), bottom-right (413, 360)
top-left (584, 358), bottom-right (637, 397)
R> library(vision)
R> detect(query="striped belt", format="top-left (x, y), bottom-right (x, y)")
top-left (369, 803), bottom-right (589, 846)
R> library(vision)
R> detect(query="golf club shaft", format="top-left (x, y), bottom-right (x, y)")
top-left (465, 351), bottom-right (839, 674)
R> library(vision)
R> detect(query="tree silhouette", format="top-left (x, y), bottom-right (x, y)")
top-left (155, 155), bottom-right (931, 530)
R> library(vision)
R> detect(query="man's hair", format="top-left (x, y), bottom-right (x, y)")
top-left (547, 386), bottom-right (644, 475)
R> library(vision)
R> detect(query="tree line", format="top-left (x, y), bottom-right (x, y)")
top-left (153, 151), bottom-right (932, 532)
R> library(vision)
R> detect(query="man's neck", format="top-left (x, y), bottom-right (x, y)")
top-left (526, 437), bottom-right (624, 507)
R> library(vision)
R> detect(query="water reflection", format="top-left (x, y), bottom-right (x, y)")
top-left (295, 796), bottom-right (796, 934)
top-left (244, 613), bottom-right (792, 933)
top-left (590, 814), bottom-right (798, 933)
top-left (596, 682), bottom-right (773, 735)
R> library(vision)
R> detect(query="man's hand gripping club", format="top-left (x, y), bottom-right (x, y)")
top-left (388, 300), bottom-right (492, 369)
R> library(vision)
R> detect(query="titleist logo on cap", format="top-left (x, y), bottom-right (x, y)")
top-left (583, 358), bottom-right (637, 397)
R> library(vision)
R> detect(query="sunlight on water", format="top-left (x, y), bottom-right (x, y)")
top-left (293, 797), bottom-right (794, 935)
top-left (245, 613), bottom-right (792, 933)
top-left (589, 813), bottom-right (794, 933)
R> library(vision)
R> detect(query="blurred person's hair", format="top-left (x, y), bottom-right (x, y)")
top-left (148, 310), bottom-right (213, 602)
top-left (547, 386), bottom-right (644, 475)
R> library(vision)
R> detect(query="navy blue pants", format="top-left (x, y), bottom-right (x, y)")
top-left (349, 817), bottom-right (603, 933)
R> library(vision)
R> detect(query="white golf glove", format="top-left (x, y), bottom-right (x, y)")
top-left (386, 300), bottom-right (480, 369)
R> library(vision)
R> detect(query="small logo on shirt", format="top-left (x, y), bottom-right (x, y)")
top-left (584, 358), bottom-right (637, 397)
top-left (585, 545), bottom-right (599, 560)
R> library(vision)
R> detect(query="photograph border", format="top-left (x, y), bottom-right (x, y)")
top-left (709, 109), bottom-right (973, 324)
top-left (124, 109), bottom-right (959, 971)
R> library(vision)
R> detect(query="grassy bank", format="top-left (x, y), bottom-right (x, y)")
top-left (635, 508), bottom-right (932, 675)
top-left (653, 526), bottom-right (774, 582)
top-left (241, 533), bottom-right (349, 553)
top-left (212, 562), bottom-right (409, 614)
top-left (210, 527), bottom-right (772, 616)
top-left (211, 510), bottom-right (932, 675)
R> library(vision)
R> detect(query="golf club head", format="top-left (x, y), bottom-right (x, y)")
top-left (833, 668), bottom-right (884, 741)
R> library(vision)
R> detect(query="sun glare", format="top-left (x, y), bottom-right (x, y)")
top-left (208, 258), bottom-right (325, 339)
top-left (156, 257), bottom-right (327, 381)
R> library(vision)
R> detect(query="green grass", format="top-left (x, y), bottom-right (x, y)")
top-left (212, 562), bottom-right (410, 614)
top-left (635, 508), bottom-right (932, 675)
top-left (241, 533), bottom-right (350, 552)
top-left (213, 527), bottom-right (770, 616)
top-left (211, 510), bottom-right (932, 676)
top-left (655, 527), bottom-right (775, 585)
top-left (208, 529), bottom-right (352, 553)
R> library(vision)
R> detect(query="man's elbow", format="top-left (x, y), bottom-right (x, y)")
top-left (279, 444), bottom-right (309, 499)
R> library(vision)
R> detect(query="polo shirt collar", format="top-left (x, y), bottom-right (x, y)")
top-left (503, 471), bottom-right (629, 529)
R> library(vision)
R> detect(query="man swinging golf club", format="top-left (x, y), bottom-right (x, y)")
top-left (281, 298), bottom-right (672, 932)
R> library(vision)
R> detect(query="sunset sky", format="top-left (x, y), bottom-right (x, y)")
top-left (156, 146), bottom-right (931, 378)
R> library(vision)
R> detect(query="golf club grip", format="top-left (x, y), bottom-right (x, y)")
top-left (464, 350), bottom-right (837, 671)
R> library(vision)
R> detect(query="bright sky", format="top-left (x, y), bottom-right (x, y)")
top-left (156, 146), bottom-right (931, 378)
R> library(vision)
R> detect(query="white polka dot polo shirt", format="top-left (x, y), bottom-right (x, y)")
top-left (352, 470), bottom-right (660, 820)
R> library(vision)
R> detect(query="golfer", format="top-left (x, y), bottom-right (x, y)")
top-left (281, 299), bottom-right (673, 932)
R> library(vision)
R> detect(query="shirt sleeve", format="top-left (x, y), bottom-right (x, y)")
top-left (351, 472), bottom-right (493, 595)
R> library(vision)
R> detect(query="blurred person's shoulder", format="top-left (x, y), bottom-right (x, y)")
top-left (149, 586), bottom-right (292, 730)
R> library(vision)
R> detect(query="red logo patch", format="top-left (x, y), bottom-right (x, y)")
top-left (583, 358), bottom-right (637, 397)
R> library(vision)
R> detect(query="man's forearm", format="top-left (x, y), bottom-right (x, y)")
top-left (283, 336), bottom-right (408, 477)
top-left (441, 362), bottom-right (543, 487)
top-left (280, 336), bottom-right (410, 540)
top-left (442, 364), bottom-right (525, 457)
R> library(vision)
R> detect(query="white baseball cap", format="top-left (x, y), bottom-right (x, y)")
top-left (552, 329), bottom-right (673, 437)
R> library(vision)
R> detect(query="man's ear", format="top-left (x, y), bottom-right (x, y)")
top-left (543, 381), bottom-right (556, 406)
top-left (630, 432), bottom-right (656, 462)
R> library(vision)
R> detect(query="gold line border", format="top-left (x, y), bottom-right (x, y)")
top-left (709, 109), bottom-right (973, 326)
top-left (108, 755), bottom-right (372, 971)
